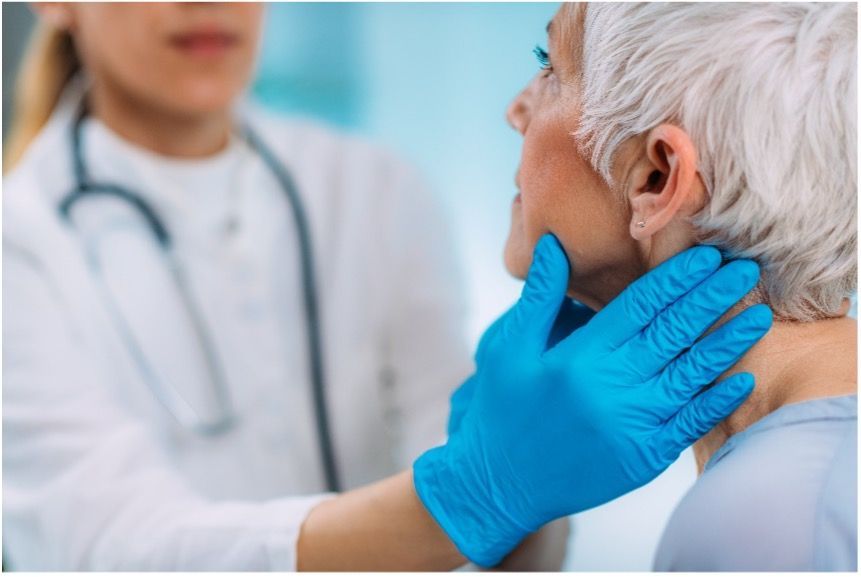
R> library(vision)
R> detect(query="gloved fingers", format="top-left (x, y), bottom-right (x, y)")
top-left (571, 246), bottom-right (721, 354)
top-left (546, 298), bottom-right (596, 350)
top-left (656, 304), bottom-right (772, 409)
top-left (615, 259), bottom-right (761, 378)
top-left (655, 372), bottom-right (755, 460)
top-left (506, 234), bottom-right (571, 356)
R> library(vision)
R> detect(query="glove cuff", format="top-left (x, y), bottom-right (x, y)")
top-left (413, 444), bottom-right (533, 567)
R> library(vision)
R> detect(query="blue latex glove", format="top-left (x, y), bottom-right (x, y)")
top-left (448, 297), bottom-right (594, 437)
top-left (414, 235), bottom-right (772, 567)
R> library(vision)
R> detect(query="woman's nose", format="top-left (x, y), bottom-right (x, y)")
top-left (506, 90), bottom-right (530, 135)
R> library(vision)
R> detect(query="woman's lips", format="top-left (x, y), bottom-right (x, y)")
top-left (169, 30), bottom-right (238, 57)
top-left (514, 192), bottom-right (522, 204)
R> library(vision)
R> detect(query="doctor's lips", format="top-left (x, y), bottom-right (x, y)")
top-left (169, 28), bottom-right (239, 57)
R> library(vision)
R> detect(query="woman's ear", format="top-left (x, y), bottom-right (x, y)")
top-left (625, 124), bottom-right (705, 241)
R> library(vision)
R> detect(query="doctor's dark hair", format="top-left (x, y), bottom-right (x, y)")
top-left (574, 2), bottom-right (857, 321)
top-left (3, 24), bottom-right (79, 173)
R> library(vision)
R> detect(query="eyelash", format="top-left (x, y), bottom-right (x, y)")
top-left (533, 45), bottom-right (552, 71)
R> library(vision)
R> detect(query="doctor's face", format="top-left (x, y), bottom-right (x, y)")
top-left (503, 4), bottom-right (640, 309)
top-left (55, 2), bottom-right (263, 117)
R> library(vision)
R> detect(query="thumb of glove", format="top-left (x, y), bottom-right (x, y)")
top-left (506, 234), bottom-right (571, 355)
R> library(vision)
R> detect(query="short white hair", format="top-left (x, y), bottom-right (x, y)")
top-left (576, 2), bottom-right (857, 321)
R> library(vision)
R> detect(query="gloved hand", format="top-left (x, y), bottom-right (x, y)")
top-left (447, 297), bottom-right (594, 437)
top-left (414, 235), bottom-right (772, 567)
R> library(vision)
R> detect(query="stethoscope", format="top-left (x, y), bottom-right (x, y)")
top-left (58, 102), bottom-right (341, 492)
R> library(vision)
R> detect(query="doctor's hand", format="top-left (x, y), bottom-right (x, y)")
top-left (414, 235), bottom-right (772, 567)
top-left (447, 296), bottom-right (594, 437)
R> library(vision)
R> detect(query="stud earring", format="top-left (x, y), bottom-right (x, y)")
top-left (636, 220), bottom-right (646, 228)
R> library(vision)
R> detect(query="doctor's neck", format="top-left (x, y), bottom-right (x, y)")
top-left (88, 79), bottom-right (232, 159)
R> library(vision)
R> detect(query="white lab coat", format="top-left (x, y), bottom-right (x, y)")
top-left (2, 79), bottom-right (473, 570)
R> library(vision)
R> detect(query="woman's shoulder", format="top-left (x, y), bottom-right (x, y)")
top-left (4, 108), bottom-right (76, 237)
top-left (3, 165), bottom-right (60, 248)
top-left (654, 398), bottom-right (857, 570)
top-left (3, 145), bottom-right (79, 276)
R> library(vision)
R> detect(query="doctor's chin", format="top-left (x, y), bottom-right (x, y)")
top-left (2, 1), bottom-right (857, 572)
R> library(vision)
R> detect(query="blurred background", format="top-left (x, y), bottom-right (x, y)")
top-left (2, 2), bottom-right (699, 570)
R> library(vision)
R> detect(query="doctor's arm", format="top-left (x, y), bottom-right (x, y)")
top-left (379, 168), bottom-right (569, 569)
top-left (1, 247), bottom-right (459, 570)
top-left (4, 238), bottom-right (769, 570)
top-left (297, 239), bottom-right (774, 569)
top-left (297, 471), bottom-right (569, 570)
top-left (3, 248), bottom-right (330, 570)
top-left (1, 242), bottom-right (536, 570)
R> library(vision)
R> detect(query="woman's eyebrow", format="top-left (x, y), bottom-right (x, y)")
top-left (546, 20), bottom-right (554, 37)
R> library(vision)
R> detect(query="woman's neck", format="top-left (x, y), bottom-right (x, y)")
top-left (88, 78), bottom-right (231, 158)
top-left (693, 312), bottom-right (857, 473)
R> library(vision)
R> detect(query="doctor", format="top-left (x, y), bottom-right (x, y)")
top-left (3, 3), bottom-right (771, 571)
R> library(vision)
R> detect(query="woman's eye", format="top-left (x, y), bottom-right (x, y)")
top-left (533, 45), bottom-right (553, 74)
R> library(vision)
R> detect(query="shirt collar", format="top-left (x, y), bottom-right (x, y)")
top-left (705, 394), bottom-right (857, 472)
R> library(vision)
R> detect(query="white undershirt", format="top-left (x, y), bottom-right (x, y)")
top-left (78, 116), bottom-right (325, 498)
top-left (83, 118), bottom-right (250, 245)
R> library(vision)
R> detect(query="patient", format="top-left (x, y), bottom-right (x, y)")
top-left (504, 2), bottom-right (857, 571)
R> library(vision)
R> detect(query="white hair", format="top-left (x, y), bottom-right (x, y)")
top-left (576, 2), bottom-right (857, 321)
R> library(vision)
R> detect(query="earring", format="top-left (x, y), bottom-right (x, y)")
top-left (636, 220), bottom-right (646, 228)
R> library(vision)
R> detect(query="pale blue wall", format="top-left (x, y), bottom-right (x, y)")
top-left (253, 3), bottom-right (556, 340)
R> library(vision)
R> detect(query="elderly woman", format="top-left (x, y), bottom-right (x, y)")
top-left (505, 2), bottom-right (856, 571)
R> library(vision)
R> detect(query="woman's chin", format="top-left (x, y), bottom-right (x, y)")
top-left (503, 233), bottom-right (531, 280)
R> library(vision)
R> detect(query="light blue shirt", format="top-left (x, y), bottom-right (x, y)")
top-left (654, 394), bottom-right (857, 571)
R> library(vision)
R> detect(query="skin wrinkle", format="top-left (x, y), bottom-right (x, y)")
top-left (557, 3), bottom-right (585, 90)
top-left (504, 4), bottom-right (857, 475)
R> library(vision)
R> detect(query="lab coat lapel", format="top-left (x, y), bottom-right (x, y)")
top-left (5, 93), bottom-right (223, 433)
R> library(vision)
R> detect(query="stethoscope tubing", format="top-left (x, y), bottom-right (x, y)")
top-left (60, 102), bottom-right (342, 492)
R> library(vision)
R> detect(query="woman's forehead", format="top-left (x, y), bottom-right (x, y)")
top-left (555, 2), bottom-right (586, 40)
top-left (552, 3), bottom-right (587, 80)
